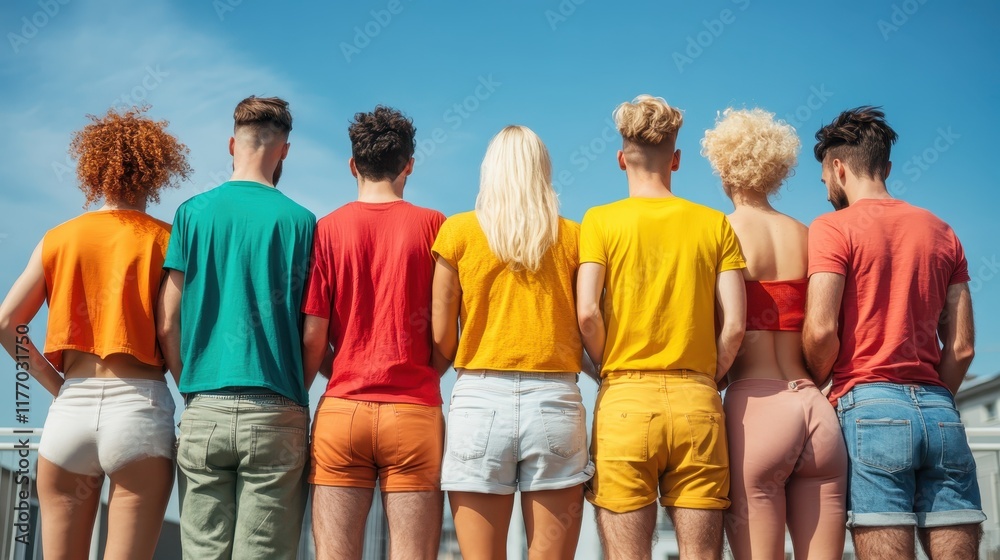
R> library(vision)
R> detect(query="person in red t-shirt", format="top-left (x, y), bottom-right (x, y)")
top-left (301, 106), bottom-right (446, 560)
top-left (803, 106), bottom-right (984, 560)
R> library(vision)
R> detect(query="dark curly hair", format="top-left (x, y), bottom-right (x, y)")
top-left (814, 106), bottom-right (898, 180)
top-left (70, 107), bottom-right (191, 208)
top-left (348, 105), bottom-right (416, 181)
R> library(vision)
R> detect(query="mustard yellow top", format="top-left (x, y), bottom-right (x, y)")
top-left (42, 210), bottom-right (170, 371)
top-left (580, 197), bottom-right (746, 377)
top-left (432, 212), bottom-right (583, 373)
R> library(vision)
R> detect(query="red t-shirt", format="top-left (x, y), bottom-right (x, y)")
top-left (302, 201), bottom-right (446, 406)
top-left (808, 199), bottom-right (970, 404)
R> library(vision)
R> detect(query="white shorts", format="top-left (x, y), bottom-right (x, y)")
top-left (442, 371), bottom-right (594, 494)
top-left (39, 378), bottom-right (176, 476)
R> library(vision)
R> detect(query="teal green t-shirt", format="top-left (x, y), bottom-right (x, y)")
top-left (163, 181), bottom-right (316, 405)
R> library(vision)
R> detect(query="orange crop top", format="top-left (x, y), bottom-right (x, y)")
top-left (745, 279), bottom-right (807, 332)
top-left (41, 210), bottom-right (171, 371)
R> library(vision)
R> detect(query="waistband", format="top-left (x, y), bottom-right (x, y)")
top-left (61, 377), bottom-right (169, 390)
top-left (602, 369), bottom-right (716, 387)
top-left (836, 382), bottom-right (954, 408)
top-left (726, 378), bottom-right (816, 393)
top-left (456, 370), bottom-right (579, 382)
top-left (186, 389), bottom-right (304, 407)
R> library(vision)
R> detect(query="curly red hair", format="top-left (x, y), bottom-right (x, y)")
top-left (69, 107), bottom-right (192, 207)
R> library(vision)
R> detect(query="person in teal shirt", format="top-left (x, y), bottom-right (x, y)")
top-left (157, 96), bottom-right (315, 560)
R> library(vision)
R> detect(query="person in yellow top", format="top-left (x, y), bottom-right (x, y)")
top-left (432, 125), bottom-right (596, 560)
top-left (577, 95), bottom-right (747, 560)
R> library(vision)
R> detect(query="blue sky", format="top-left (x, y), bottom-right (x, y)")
top-left (1, 0), bottom-right (999, 535)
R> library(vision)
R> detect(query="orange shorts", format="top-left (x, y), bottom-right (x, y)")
top-left (309, 396), bottom-right (444, 492)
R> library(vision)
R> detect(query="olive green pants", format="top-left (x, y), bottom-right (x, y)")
top-left (177, 392), bottom-right (308, 560)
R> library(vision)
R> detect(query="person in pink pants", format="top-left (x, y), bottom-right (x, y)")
top-left (702, 108), bottom-right (848, 559)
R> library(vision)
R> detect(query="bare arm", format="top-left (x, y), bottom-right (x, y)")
top-left (0, 241), bottom-right (63, 396)
top-left (715, 269), bottom-right (746, 382)
top-left (580, 349), bottom-right (600, 385)
top-left (803, 272), bottom-right (845, 387)
top-left (937, 282), bottom-right (975, 394)
top-left (431, 257), bottom-right (461, 375)
top-left (302, 315), bottom-right (331, 391)
top-left (576, 262), bottom-right (606, 370)
top-left (156, 269), bottom-right (184, 386)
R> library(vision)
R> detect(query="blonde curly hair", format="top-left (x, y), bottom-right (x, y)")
top-left (701, 108), bottom-right (799, 196)
top-left (613, 95), bottom-right (684, 146)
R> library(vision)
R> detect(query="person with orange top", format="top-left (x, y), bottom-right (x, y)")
top-left (432, 125), bottom-right (595, 559)
top-left (701, 108), bottom-right (847, 559)
top-left (0, 107), bottom-right (190, 559)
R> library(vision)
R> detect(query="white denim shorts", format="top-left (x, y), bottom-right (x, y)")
top-left (442, 371), bottom-right (595, 494)
top-left (39, 377), bottom-right (176, 476)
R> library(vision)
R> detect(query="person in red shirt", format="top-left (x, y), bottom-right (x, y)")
top-left (803, 106), bottom-right (984, 560)
top-left (301, 106), bottom-right (446, 560)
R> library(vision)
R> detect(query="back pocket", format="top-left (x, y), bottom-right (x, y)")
top-left (939, 422), bottom-right (976, 473)
top-left (595, 411), bottom-right (652, 462)
top-left (856, 419), bottom-right (912, 473)
top-left (540, 405), bottom-right (586, 459)
top-left (178, 419), bottom-right (216, 470)
top-left (250, 425), bottom-right (307, 471)
top-left (685, 413), bottom-right (726, 466)
top-left (447, 409), bottom-right (495, 461)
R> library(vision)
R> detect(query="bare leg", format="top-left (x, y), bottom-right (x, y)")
top-left (103, 456), bottom-right (174, 560)
top-left (383, 490), bottom-right (444, 560)
top-left (852, 526), bottom-right (915, 560)
top-left (312, 486), bottom-right (375, 560)
top-left (918, 524), bottom-right (981, 560)
top-left (36, 456), bottom-right (104, 560)
top-left (449, 491), bottom-right (515, 560)
top-left (522, 485), bottom-right (584, 560)
top-left (669, 507), bottom-right (724, 560)
top-left (595, 503), bottom-right (657, 560)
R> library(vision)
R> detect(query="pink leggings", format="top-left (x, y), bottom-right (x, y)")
top-left (723, 378), bottom-right (848, 559)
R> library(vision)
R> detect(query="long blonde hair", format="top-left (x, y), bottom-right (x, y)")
top-left (476, 125), bottom-right (560, 272)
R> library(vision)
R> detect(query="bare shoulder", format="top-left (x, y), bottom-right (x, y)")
top-left (776, 212), bottom-right (808, 240)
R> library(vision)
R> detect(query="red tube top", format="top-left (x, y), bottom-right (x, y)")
top-left (745, 279), bottom-right (807, 332)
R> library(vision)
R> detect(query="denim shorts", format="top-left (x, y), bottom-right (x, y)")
top-left (441, 371), bottom-right (595, 494)
top-left (837, 382), bottom-right (986, 528)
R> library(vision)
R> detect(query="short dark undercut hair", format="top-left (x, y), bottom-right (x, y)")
top-left (233, 96), bottom-right (292, 144)
top-left (348, 105), bottom-right (416, 181)
top-left (814, 106), bottom-right (898, 180)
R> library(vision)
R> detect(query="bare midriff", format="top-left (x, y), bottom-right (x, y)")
top-left (729, 330), bottom-right (810, 383)
top-left (62, 350), bottom-right (166, 381)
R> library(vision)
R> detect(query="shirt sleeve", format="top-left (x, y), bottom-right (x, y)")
top-left (717, 216), bottom-right (747, 272)
top-left (564, 219), bottom-right (581, 268)
top-left (578, 209), bottom-right (607, 267)
top-left (949, 229), bottom-right (971, 285)
top-left (808, 214), bottom-right (850, 277)
top-left (162, 206), bottom-right (186, 272)
top-left (431, 216), bottom-right (461, 270)
top-left (301, 224), bottom-right (333, 319)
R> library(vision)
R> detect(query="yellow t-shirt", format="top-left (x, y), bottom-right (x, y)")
top-left (432, 211), bottom-right (583, 373)
top-left (579, 197), bottom-right (746, 377)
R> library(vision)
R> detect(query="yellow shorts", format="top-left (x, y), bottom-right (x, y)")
top-left (586, 371), bottom-right (730, 513)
